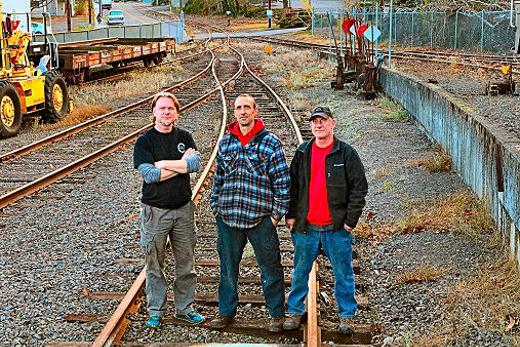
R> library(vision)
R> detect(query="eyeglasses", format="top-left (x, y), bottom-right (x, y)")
top-left (311, 117), bottom-right (330, 125)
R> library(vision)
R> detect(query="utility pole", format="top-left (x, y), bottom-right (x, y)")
top-left (66, 0), bottom-right (71, 32)
top-left (88, 0), bottom-right (93, 25)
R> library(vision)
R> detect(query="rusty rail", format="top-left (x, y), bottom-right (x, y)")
top-left (0, 50), bottom-right (213, 164)
top-left (240, 45), bottom-right (319, 346)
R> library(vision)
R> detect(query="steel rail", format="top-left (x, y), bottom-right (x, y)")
top-left (253, 36), bottom-right (520, 63)
top-left (0, 50), bottom-right (214, 164)
top-left (251, 36), bottom-right (520, 70)
top-left (92, 42), bottom-right (244, 347)
top-left (239, 45), bottom-right (319, 347)
top-left (0, 75), bottom-right (229, 211)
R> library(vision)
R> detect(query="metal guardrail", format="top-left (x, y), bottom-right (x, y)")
top-left (32, 20), bottom-right (185, 44)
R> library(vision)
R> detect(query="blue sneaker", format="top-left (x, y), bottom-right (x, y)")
top-left (175, 310), bottom-right (205, 324)
top-left (146, 315), bottom-right (161, 328)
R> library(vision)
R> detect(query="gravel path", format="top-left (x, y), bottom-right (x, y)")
top-left (0, 90), bottom-right (221, 346)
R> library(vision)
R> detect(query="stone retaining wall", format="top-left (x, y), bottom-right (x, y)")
top-left (380, 68), bottom-right (520, 267)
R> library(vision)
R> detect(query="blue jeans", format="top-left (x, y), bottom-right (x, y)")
top-left (216, 216), bottom-right (285, 318)
top-left (287, 226), bottom-right (356, 318)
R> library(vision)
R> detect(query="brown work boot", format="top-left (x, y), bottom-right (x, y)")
top-left (207, 314), bottom-right (235, 330)
top-left (282, 314), bottom-right (303, 330)
top-left (267, 316), bottom-right (285, 333)
top-left (338, 317), bottom-right (354, 335)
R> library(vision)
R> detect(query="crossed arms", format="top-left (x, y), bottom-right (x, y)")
top-left (138, 148), bottom-right (201, 183)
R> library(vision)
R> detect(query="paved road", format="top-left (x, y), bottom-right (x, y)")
top-left (111, 2), bottom-right (161, 25)
top-left (50, 1), bottom-right (160, 32)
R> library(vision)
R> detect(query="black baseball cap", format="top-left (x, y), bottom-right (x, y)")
top-left (309, 106), bottom-right (333, 121)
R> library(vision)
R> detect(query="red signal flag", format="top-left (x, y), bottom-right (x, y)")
top-left (342, 19), bottom-right (356, 33)
top-left (11, 20), bottom-right (20, 31)
top-left (357, 23), bottom-right (368, 37)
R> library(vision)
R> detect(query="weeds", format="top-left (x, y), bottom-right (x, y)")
top-left (260, 51), bottom-right (333, 90)
top-left (397, 191), bottom-right (495, 235)
top-left (395, 265), bottom-right (446, 284)
top-left (408, 144), bottom-right (453, 173)
top-left (382, 179), bottom-right (397, 192)
top-left (243, 242), bottom-right (255, 258)
top-left (377, 96), bottom-right (408, 122)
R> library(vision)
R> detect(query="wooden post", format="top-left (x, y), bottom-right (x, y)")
top-left (66, 0), bottom-right (71, 32)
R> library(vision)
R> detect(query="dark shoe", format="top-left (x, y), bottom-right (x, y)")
top-left (267, 316), bottom-right (285, 333)
top-left (175, 310), bottom-right (205, 324)
top-left (339, 317), bottom-right (354, 335)
top-left (145, 315), bottom-right (161, 328)
top-left (207, 314), bottom-right (235, 330)
top-left (282, 314), bottom-right (303, 330)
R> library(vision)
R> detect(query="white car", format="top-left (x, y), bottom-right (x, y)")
top-left (107, 10), bottom-right (124, 25)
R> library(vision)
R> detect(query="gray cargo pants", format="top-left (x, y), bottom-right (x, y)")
top-left (140, 201), bottom-right (197, 317)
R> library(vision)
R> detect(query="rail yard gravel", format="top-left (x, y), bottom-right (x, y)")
top-left (1, 40), bottom-right (518, 346)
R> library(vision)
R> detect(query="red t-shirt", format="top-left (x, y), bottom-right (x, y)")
top-left (306, 141), bottom-right (333, 226)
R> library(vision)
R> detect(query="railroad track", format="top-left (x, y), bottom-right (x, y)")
top-left (249, 36), bottom-right (520, 72)
top-left (69, 41), bottom-right (373, 346)
top-left (0, 47), bottom-right (218, 210)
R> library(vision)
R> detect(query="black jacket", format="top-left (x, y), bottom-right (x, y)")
top-left (287, 137), bottom-right (368, 233)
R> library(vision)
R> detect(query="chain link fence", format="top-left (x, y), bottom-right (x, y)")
top-left (311, 9), bottom-right (515, 53)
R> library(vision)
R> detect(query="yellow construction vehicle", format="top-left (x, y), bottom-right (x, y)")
top-left (0, 3), bottom-right (69, 138)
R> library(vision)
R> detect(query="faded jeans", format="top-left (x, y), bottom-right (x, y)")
top-left (140, 201), bottom-right (197, 317)
top-left (216, 216), bottom-right (285, 318)
top-left (287, 225), bottom-right (357, 318)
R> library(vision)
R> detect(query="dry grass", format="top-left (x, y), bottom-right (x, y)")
top-left (397, 191), bottom-right (495, 236)
top-left (47, 63), bottom-right (186, 130)
top-left (362, 192), bottom-right (496, 241)
top-left (39, 104), bottom-right (111, 131)
top-left (290, 92), bottom-right (316, 114)
top-left (394, 265), bottom-right (447, 284)
top-left (413, 257), bottom-right (520, 346)
top-left (260, 51), bottom-right (333, 90)
top-left (408, 144), bottom-right (453, 173)
top-left (374, 166), bottom-right (394, 180)
top-left (71, 64), bottom-right (184, 108)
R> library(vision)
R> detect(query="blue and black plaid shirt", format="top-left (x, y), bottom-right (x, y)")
top-left (210, 129), bottom-right (290, 229)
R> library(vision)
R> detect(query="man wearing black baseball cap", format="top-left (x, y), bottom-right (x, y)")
top-left (284, 106), bottom-right (368, 335)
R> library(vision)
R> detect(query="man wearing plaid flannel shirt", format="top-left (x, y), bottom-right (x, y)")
top-left (208, 94), bottom-right (290, 333)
